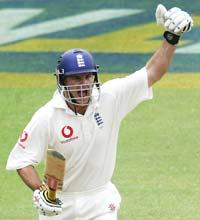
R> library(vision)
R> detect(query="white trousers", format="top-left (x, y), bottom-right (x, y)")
top-left (92, 211), bottom-right (117, 220)
top-left (39, 182), bottom-right (121, 220)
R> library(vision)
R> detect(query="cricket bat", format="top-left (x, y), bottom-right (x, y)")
top-left (44, 149), bottom-right (66, 201)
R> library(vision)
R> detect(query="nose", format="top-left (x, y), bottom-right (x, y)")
top-left (80, 76), bottom-right (91, 86)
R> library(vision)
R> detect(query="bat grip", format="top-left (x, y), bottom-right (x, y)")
top-left (48, 188), bottom-right (56, 201)
top-left (47, 177), bottom-right (58, 201)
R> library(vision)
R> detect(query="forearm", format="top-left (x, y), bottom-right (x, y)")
top-left (17, 165), bottom-right (42, 191)
top-left (18, 165), bottom-right (62, 216)
top-left (146, 40), bottom-right (176, 87)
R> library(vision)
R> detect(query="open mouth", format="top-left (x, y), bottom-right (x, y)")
top-left (60, 82), bottom-right (101, 106)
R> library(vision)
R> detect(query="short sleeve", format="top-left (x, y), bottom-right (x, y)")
top-left (6, 108), bottom-right (49, 170)
top-left (101, 67), bottom-right (153, 120)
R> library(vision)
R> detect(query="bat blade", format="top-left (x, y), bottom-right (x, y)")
top-left (44, 149), bottom-right (66, 200)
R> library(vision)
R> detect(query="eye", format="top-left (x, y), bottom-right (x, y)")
top-left (86, 74), bottom-right (94, 80)
top-left (75, 75), bottom-right (81, 80)
top-left (70, 75), bottom-right (81, 81)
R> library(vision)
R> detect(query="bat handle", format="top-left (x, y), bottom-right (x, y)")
top-left (48, 188), bottom-right (56, 201)
top-left (47, 177), bottom-right (58, 201)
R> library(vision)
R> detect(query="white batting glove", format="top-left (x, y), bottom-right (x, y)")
top-left (155, 4), bottom-right (193, 45)
top-left (156, 4), bottom-right (193, 35)
top-left (155, 4), bottom-right (167, 25)
top-left (33, 188), bottom-right (62, 216)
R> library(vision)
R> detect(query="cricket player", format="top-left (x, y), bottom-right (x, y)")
top-left (6, 4), bottom-right (193, 220)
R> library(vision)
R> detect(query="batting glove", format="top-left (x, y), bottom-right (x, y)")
top-left (155, 4), bottom-right (193, 45)
top-left (33, 185), bottom-right (62, 216)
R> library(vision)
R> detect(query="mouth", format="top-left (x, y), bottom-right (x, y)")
top-left (62, 83), bottom-right (98, 106)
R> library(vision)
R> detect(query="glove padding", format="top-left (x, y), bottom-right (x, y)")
top-left (33, 188), bottom-right (62, 216)
top-left (156, 4), bottom-right (193, 35)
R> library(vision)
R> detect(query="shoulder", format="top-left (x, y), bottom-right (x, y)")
top-left (30, 100), bottom-right (55, 125)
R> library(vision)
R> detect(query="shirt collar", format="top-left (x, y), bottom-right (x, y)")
top-left (50, 90), bottom-right (99, 116)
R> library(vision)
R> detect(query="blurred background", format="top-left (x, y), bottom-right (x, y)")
top-left (0, 0), bottom-right (200, 219)
top-left (0, 0), bottom-right (199, 74)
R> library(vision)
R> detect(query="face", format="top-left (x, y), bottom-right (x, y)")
top-left (63, 73), bottom-right (95, 106)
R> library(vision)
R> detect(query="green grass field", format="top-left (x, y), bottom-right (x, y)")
top-left (1, 73), bottom-right (200, 220)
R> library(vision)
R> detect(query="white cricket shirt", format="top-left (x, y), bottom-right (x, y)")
top-left (6, 67), bottom-right (153, 192)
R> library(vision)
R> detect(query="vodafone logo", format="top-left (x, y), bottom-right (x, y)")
top-left (61, 125), bottom-right (73, 139)
top-left (60, 125), bottom-right (78, 143)
top-left (20, 131), bottom-right (28, 142)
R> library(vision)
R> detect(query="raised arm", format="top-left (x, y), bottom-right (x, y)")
top-left (146, 41), bottom-right (176, 87)
top-left (146, 4), bottom-right (193, 87)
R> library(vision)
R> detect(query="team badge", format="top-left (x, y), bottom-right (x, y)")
top-left (94, 112), bottom-right (104, 128)
top-left (108, 203), bottom-right (116, 211)
top-left (76, 54), bottom-right (85, 67)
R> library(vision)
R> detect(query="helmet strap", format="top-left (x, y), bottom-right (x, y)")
top-left (94, 73), bottom-right (100, 90)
